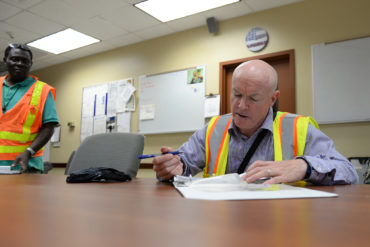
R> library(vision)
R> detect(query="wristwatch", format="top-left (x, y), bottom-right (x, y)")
top-left (26, 147), bottom-right (36, 156)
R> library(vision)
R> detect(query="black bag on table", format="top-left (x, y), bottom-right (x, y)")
top-left (66, 167), bottom-right (131, 183)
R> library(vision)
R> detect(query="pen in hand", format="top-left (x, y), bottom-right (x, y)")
top-left (138, 150), bottom-right (183, 159)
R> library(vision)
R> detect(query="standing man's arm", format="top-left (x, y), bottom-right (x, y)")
top-left (12, 91), bottom-right (59, 172)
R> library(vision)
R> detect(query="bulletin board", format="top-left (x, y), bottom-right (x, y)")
top-left (312, 36), bottom-right (370, 124)
top-left (138, 66), bottom-right (206, 134)
top-left (80, 78), bottom-right (136, 142)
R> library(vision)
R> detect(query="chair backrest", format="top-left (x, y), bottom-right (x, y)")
top-left (66, 133), bottom-right (144, 177)
top-left (64, 150), bottom-right (76, 175)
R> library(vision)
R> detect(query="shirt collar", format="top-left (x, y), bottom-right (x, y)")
top-left (3, 76), bottom-right (35, 88)
top-left (229, 107), bottom-right (274, 137)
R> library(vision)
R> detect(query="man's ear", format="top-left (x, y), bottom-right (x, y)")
top-left (271, 90), bottom-right (280, 106)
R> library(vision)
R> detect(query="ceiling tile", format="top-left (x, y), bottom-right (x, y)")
top-left (204, 1), bottom-right (253, 21)
top-left (0, 21), bottom-right (40, 43)
top-left (166, 13), bottom-right (206, 32)
top-left (72, 16), bottom-right (128, 40)
top-left (124, 0), bottom-right (143, 4)
top-left (5, 11), bottom-right (65, 36)
top-left (61, 0), bottom-right (128, 16)
top-left (0, 1), bottom-right (22, 20)
top-left (244, 0), bottom-right (303, 12)
top-left (106, 33), bottom-right (143, 47)
top-left (1, 0), bottom-right (44, 9)
top-left (31, 54), bottom-right (71, 71)
top-left (102, 5), bottom-right (160, 32)
top-left (28, 0), bottom-right (90, 26)
top-left (135, 24), bottom-right (174, 40)
top-left (30, 47), bottom-right (54, 61)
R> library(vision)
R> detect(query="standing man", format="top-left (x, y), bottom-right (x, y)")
top-left (0, 44), bottom-right (59, 173)
top-left (152, 60), bottom-right (358, 185)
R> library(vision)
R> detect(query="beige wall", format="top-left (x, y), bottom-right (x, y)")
top-left (34, 0), bottom-right (370, 163)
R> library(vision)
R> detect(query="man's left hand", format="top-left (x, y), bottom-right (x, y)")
top-left (241, 159), bottom-right (308, 184)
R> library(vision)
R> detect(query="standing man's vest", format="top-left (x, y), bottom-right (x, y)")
top-left (0, 76), bottom-right (56, 160)
top-left (204, 111), bottom-right (319, 177)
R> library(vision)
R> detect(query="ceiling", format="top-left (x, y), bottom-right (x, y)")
top-left (0, 0), bottom-right (302, 73)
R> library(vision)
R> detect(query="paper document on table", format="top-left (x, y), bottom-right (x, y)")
top-left (173, 174), bottom-right (338, 200)
top-left (0, 166), bottom-right (21, 174)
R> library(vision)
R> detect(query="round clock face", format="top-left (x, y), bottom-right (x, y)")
top-left (245, 27), bottom-right (269, 52)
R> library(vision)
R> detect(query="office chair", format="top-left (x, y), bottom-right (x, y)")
top-left (64, 150), bottom-right (76, 175)
top-left (65, 133), bottom-right (144, 178)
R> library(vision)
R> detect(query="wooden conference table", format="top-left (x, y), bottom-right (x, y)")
top-left (0, 175), bottom-right (369, 247)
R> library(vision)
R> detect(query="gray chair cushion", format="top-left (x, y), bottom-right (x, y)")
top-left (66, 133), bottom-right (144, 177)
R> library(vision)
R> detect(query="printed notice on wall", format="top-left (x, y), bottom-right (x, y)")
top-left (140, 104), bottom-right (155, 120)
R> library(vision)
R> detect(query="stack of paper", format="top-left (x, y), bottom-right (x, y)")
top-left (173, 174), bottom-right (338, 200)
top-left (0, 166), bottom-right (21, 174)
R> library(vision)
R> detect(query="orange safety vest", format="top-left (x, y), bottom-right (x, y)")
top-left (204, 112), bottom-right (319, 178)
top-left (0, 75), bottom-right (56, 160)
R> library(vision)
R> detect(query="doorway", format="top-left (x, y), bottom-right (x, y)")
top-left (219, 50), bottom-right (295, 114)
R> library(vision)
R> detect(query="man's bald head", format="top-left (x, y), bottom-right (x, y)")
top-left (232, 60), bottom-right (278, 95)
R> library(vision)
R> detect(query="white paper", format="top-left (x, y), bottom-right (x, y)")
top-left (95, 84), bottom-right (108, 116)
top-left (50, 126), bottom-right (61, 143)
top-left (81, 116), bottom-right (93, 135)
top-left (107, 83), bottom-right (118, 117)
top-left (118, 81), bottom-right (135, 110)
top-left (174, 174), bottom-right (338, 201)
top-left (93, 115), bottom-right (107, 134)
top-left (125, 94), bottom-right (135, 111)
top-left (82, 87), bottom-right (95, 117)
top-left (117, 112), bottom-right (131, 133)
top-left (140, 104), bottom-right (155, 120)
top-left (0, 166), bottom-right (21, 174)
top-left (204, 95), bottom-right (220, 118)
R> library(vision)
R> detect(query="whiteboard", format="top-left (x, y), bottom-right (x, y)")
top-left (138, 66), bottom-right (205, 134)
top-left (312, 37), bottom-right (370, 124)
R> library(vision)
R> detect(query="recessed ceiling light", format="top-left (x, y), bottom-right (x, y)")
top-left (135, 0), bottom-right (240, 22)
top-left (27, 28), bottom-right (100, 54)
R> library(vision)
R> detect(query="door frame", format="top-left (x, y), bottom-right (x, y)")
top-left (219, 49), bottom-right (295, 114)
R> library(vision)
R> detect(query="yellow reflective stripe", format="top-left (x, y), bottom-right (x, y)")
top-left (296, 116), bottom-right (320, 157)
top-left (296, 117), bottom-right (309, 157)
top-left (273, 111), bottom-right (285, 161)
top-left (203, 116), bottom-right (219, 177)
top-left (0, 131), bottom-right (38, 142)
top-left (0, 145), bottom-right (28, 153)
top-left (23, 81), bottom-right (45, 134)
top-left (31, 81), bottom-right (44, 107)
top-left (309, 117), bottom-right (320, 130)
top-left (215, 132), bottom-right (229, 176)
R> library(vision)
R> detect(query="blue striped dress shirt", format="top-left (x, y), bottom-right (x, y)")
top-left (179, 108), bottom-right (359, 185)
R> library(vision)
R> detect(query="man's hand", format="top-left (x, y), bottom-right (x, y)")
top-left (241, 159), bottom-right (308, 184)
top-left (11, 150), bottom-right (32, 172)
top-left (152, 147), bottom-right (183, 180)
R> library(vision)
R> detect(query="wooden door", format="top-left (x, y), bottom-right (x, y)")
top-left (219, 50), bottom-right (295, 114)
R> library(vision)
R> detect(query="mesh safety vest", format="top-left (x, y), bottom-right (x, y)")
top-left (0, 75), bottom-right (56, 160)
top-left (204, 111), bottom-right (319, 177)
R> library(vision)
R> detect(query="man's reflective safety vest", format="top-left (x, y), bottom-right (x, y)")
top-left (204, 111), bottom-right (319, 177)
top-left (0, 75), bottom-right (56, 160)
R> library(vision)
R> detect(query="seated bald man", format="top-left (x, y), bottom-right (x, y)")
top-left (152, 60), bottom-right (358, 185)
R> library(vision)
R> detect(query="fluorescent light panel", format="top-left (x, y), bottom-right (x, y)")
top-left (135, 0), bottom-right (240, 22)
top-left (27, 28), bottom-right (100, 54)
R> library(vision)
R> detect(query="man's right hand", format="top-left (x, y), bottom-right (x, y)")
top-left (152, 147), bottom-right (183, 180)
